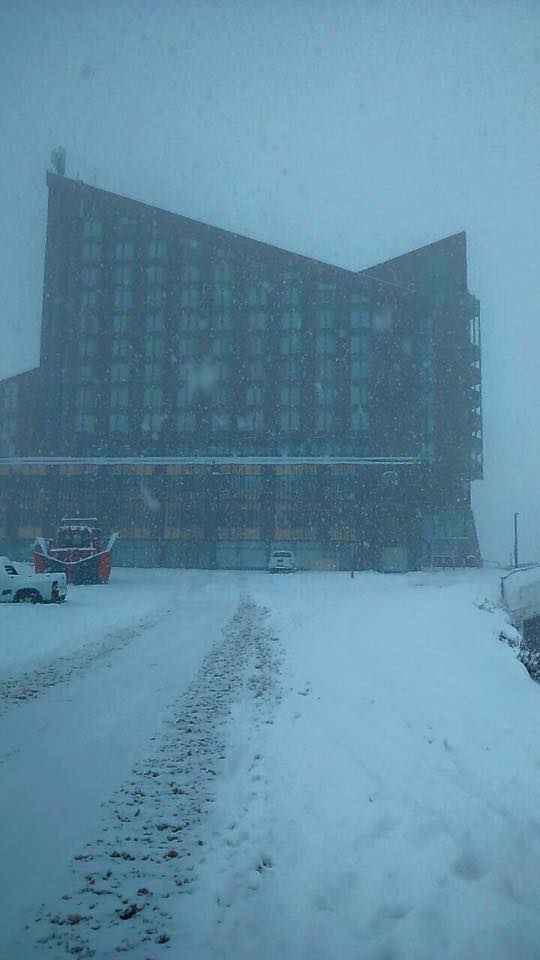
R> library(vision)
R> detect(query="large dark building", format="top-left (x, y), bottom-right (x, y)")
top-left (0, 172), bottom-right (482, 570)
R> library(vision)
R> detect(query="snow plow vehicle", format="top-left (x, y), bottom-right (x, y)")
top-left (34, 518), bottom-right (119, 585)
top-left (0, 557), bottom-right (67, 603)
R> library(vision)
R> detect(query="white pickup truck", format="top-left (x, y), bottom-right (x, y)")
top-left (0, 557), bottom-right (67, 604)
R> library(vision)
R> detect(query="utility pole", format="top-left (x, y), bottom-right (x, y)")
top-left (514, 512), bottom-right (519, 568)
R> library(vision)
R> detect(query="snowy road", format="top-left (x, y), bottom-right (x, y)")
top-left (2, 568), bottom-right (540, 960)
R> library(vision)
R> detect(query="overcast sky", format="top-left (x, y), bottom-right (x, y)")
top-left (1, 0), bottom-right (539, 562)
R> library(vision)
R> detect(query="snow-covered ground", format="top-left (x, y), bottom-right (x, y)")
top-left (1, 567), bottom-right (540, 960)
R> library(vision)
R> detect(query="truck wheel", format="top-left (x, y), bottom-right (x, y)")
top-left (14, 589), bottom-right (42, 604)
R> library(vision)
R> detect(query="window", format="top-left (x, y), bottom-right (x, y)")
top-left (246, 385), bottom-right (263, 406)
top-left (350, 307), bottom-right (370, 329)
top-left (147, 287), bottom-right (164, 308)
top-left (115, 241), bottom-right (134, 260)
top-left (79, 364), bottom-right (96, 383)
top-left (248, 360), bottom-right (264, 379)
top-left (109, 413), bottom-right (129, 432)
top-left (143, 386), bottom-right (163, 409)
top-left (281, 311), bottom-right (302, 331)
top-left (238, 411), bottom-right (264, 431)
top-left (178, 411), bottom-right (196, 431)
top-left (315, 332), bottom-right (336, 355)
top-left (83, 241), bottom-right (101, 262)
top-left (84, 218), bottom-right (102, 240)
top-left (142, 412), bottom-right (163, 433)
top-left (214, 260), bottom-right (232, 284)
top-left (144, 363), bottom-right (162, 383)
top-left (114, 265), bottom-right (133, 287)
top-left (148, 239), bottom-right (167, 260)
top-left (110, 387), bottom-right (129, 409)
top-left (112, 339), bottom-right (130, 359)
top-left (249, 335), bottom-right (264, 356)
top-left (280, 333), bottom-right (301, 355)
top-left (212, 337), bottom-right (232, 358)
top-left (114, 288), bottom-right (133, 309)
top-left (350, 333), bottom-right (367, 355)
top-left (180, 287), bottom-right (200, 308)
top-left (111, 362), bottom-right (130, 382)
top-left (144, 337), bottom-right (164, 360)
top-left (247, 281), bottom-right (269, 307)
top-left (146, 264), bottom-right (165, 285)
top-left (74, 412), bottom-right (96, 433)
top-left (280, 385), bottom-right (300, 405)
top-left (373, 308), bottom-right (393, 332)
top-left (214, 314), bottom-right (232, 332)
top-left (211, 412), bottom-right (231, 431)
top-left (316, 282), bottom-right (335, 304)
top-left (316, 310), bottom-right (335, 330)
top-left (281, 359), bottom-right (299, 379)
top-left (247, 312), bottom-right (266, 331)
top-left (351, 407), bottom-right (368, 431)
top-left (145, 313), bottom-right (164, 333)
top-left (82, 266), bottom-right (98, 288)
top-left (350, 358), bottom-right (368, 380)
top-left (181, 263), bottom-right (200, 284)
top-left (178, 337), bottom-right (196, 358)
top-left (279, 409), bottom-right (300, 431)
top-left (75, 387), bottom-right (95, 410)
top-left (283, 283), bottom-right (301, 306)
top-left (79, 314), bottom-right (98, 335)
top-left (316, 410), bottom-right (334, 431)
top-left (112, 313), bottom-right (130, 333)
top-left (214, 285), bottom-right (232, 308)
top-left (81, 291), bottom-right (97, 311)
top-left (79, 339), bottom-right (97, 359)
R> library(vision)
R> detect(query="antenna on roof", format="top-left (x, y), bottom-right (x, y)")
top-left (50, 146), bottom-right (66, 176)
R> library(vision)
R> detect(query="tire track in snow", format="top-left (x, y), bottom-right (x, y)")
top-left (0, 612), bottom-right (166, 716)
top-left (30, 596), bottom-right (283, 959)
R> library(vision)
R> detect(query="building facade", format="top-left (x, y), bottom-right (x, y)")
top-left (0, 172), bottom-right (482, 569)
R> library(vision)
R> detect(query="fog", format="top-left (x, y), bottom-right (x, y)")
top-left (1, 0), bottom-right (539, 563)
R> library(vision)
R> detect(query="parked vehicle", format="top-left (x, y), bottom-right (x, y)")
top-left (0, 556), bottom-right (67, 604)
top-left (34, 518), bottom-right (119, 585)
top-left (268, 549), bottom-right (297, 573)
